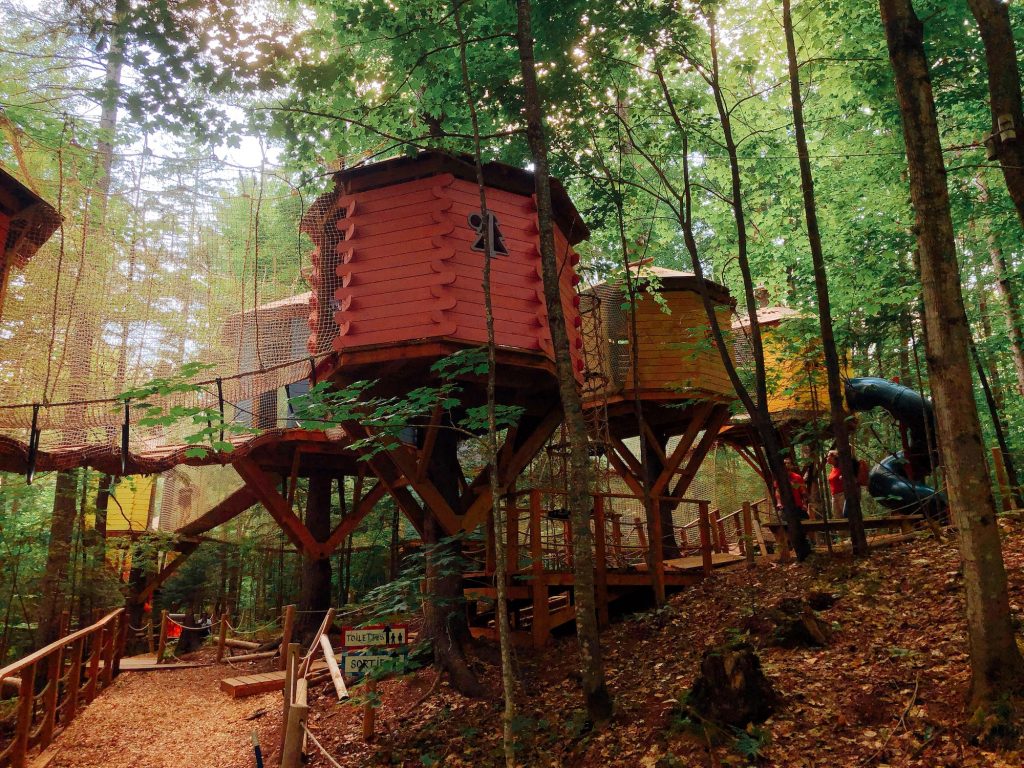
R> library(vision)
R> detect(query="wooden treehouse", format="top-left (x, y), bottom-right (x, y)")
top-left (297, 151), bottom-right (587, 542)
top-left (719, 297), bottom-right (840, 481)
top-left (0, 166), bottom-right (60, 318)
top-left (579, 268), bottom-right (737, 568)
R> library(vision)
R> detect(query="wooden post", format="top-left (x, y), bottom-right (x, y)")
top-left (647, 497), bottom-right (666, 606)
top-left (529, 489), bottom-right (549, 648)
top-left (280, 677), bottom-right (308, 768)
top-left (279, 605), bottom-right (295, 671)
top-left (101, 625), bottom-right (116, 686)
top-left (992, 446), bottom-right (1013, 511)
top-left (742, 501), bottom-right (755, 568)
top-left (280, 643), bottom-right (299, 750)
top-left (593, 495), bottom-right (609, 628)
top-left (40, 648), bottom-right (61, 748)
top-left (59, 610), bottom-right (70, 638)
top-left (698, 501), bottom-right (713, 577)
top-left (216, 613), bottom-right (229, 663)
top-left (146, 620), bottom-right (155, 655)
top-left (115, 611), bottom-right (129, 675)
top-left (634, 516), bottom-right (647, 551)
top-left (712, 508), bottom-right (727, 553)
top-left (155, 609), bottom-right (169, 665)
top-left (506, 498), bottom-right (519, 572)
top-left (85, 628), bottom-right (102, 702)
top-left (11, 662), bottom-right (35, 768)
top-left (64, 637), bottom-right (84, 724)
top-left (611, 514), bottom-right (623, 560)
top-left (679, 523), bottom-right (689, 552)
top-left (362, 676), bottom-right (377, 743)
top-left (485, 509), bottom-right (496, 575)
top-left (319, 634), bottom-right (348, 700)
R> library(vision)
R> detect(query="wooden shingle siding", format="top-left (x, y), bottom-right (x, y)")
top-left (312, 171), bottom-right (583, 378)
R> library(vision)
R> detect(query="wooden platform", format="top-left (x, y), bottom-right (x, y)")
top-left (220, 660), bottom-right (327, 698)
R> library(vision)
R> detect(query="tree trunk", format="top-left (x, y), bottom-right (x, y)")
top-left (452, 0), bottom-right (519, 754)
top-left (35, 471), bottom-right (79, 647)
top-left (987, 233), bottom-right (1024, 396)
top-left (971, 342), bottom-right (1023, 508)
top-left (968, 0), bottom-right (1024, 229)
top-left (296, 475), bottom-right (332, 645)
top-left (516, 0), bottom-right (613, 725)
top-left (879, 0), bottom-right (1024, 710)
top-left (782, 0), bottom-right (868, 556)
top-left (423, 426), bottom-right (484, 698)
top-left (643, 430), bottom-right (683, 561)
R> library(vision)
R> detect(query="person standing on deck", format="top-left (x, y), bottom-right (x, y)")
top-left (826, 449), bottom-right (846, 518)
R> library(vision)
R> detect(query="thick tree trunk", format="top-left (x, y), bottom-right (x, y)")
top-left (516, 0), bottom-right (613, 725)
top-left (880, 0), bottom-right (1024, 709)
top-left (35, 471), bottom-right (79, 647)
top-left (643, 431), bottom-right (683, 561)
top-left (296, 475), bottom-right (333, 645)
top-left (424, 427), bottom-right (484, 697)
top-left (968, 0), bottom-right (1024, 229)
top-left (782, 0), bottom-right (867, 556)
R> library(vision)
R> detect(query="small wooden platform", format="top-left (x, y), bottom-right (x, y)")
top-left (220, 660), bottom-right (327, 698)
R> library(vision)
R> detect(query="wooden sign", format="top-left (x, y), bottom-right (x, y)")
top-left (342, 649), bottom-right (408, 680)
top-left (342, 624), bottom-right (407, 649)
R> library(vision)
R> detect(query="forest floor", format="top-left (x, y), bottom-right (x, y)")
top-left (33, 517), bottom-right (1024, 767)
top-left (34, 650), bottom-right (280, 768)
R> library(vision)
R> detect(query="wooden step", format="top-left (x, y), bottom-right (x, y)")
top-left (220, 660), bottom-right (327, 698)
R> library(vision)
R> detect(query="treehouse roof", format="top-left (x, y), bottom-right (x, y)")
top-left (0, 166), bottom-right (61, 269)
top-left (731, 304), bottom-right (802, 330)
top-left (590, 266), bottom-right (733, 306)
top-left (302, 151), bottom-right (589, 244)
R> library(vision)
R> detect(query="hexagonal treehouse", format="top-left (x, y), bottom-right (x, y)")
top-left (301, 152), bottom-right (587, 539)
top-left (578, 267), bottom-right (737, 598)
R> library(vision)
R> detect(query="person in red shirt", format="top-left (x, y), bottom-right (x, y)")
top-left (779, 458), bottom-right (809, 519)
top-left (826, 449), bottom-right (846, 518)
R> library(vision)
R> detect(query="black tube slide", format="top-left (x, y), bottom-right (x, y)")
top-left (844, 377), bottom-right (947, 518)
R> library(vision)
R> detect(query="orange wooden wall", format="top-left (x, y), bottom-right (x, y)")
top-left (312, 173), bottom-right (584, 376)
top-left (623, 290), bottom-right (734, 399)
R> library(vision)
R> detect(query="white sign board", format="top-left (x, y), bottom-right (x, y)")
top-left (343, 649), bottom-right (407, 679)
top-left (342, 624), bottom-right (407, 649)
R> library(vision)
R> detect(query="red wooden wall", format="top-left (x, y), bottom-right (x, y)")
top-left (311, 172), bottom-right (584, 377)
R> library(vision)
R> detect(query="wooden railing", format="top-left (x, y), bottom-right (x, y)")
top-left (0, 609), bottom-right (126, 768)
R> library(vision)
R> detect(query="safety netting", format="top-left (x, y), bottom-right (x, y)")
top-left (0, 128), bottom-right (368, 475)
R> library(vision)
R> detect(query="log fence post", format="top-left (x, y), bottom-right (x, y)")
top-left (529, 489), bottom-right (549, 648)
top-left (155, 609), bottom-right (169, 665)
top-left (742, 501), bottom-right (755, 568)
top-left (698, 501), bottom-right (713, 577)
top-left (280, 677), bottom-right (308, 768)
top-left (11, 661), bottom-right (35, 768)
top-left (362, 676), bottom-right (377, 743)
top-left (279, 605), bottom-right (295, 671)
top-left (216, 613), bottom-right (229, 664)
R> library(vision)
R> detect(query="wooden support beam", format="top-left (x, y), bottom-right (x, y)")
top-left (416, 402), bottom-right (444, 483)
top-left (669, 406), bottom-right (731, 499)
top-left (176, 486), bottom-right (258, 537)
top-left (650, 402), bottom-right (715, 497)
top-left (605, 446), bottom-right (646, 498)
top-left (319, 481), bottom-right (386, 558)
top-left (132, 541), bottom-right (200, 606)
top-left (233, 458), bottom-right (321, 557)
top-left (608, 435), bottom-right (644, 478)
top-left (461, 406), bottom-right (563, 530)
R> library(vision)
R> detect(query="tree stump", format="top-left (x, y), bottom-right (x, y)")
top-left (687, 643), bottom-right (778, 726)
top-left (770, 597), bottom-right (832, 648)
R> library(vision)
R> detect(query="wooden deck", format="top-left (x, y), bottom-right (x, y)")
top-left (220, 660), bottom-right (327, 698)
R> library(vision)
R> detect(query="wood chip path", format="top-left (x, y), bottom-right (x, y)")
top-left (34, 662), bottom-right (280, 768)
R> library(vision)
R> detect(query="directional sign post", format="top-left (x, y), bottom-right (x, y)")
top-left (341, 624), bottom-right (409, 681)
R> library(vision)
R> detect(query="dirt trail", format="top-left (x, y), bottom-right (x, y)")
top-left (39, 660), bottom-right (280, 768)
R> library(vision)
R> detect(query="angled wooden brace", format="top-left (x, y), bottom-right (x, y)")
top-left (460, 405), bottom-right (563, 530)
top-left (131, 541), bottom-right (200, 605)
top-left (319, 480), bottom-right (388, 558)
top-left (233, 458), bottom-right (321, 558)
top-left (175, 486), bottom-right (259, 538)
